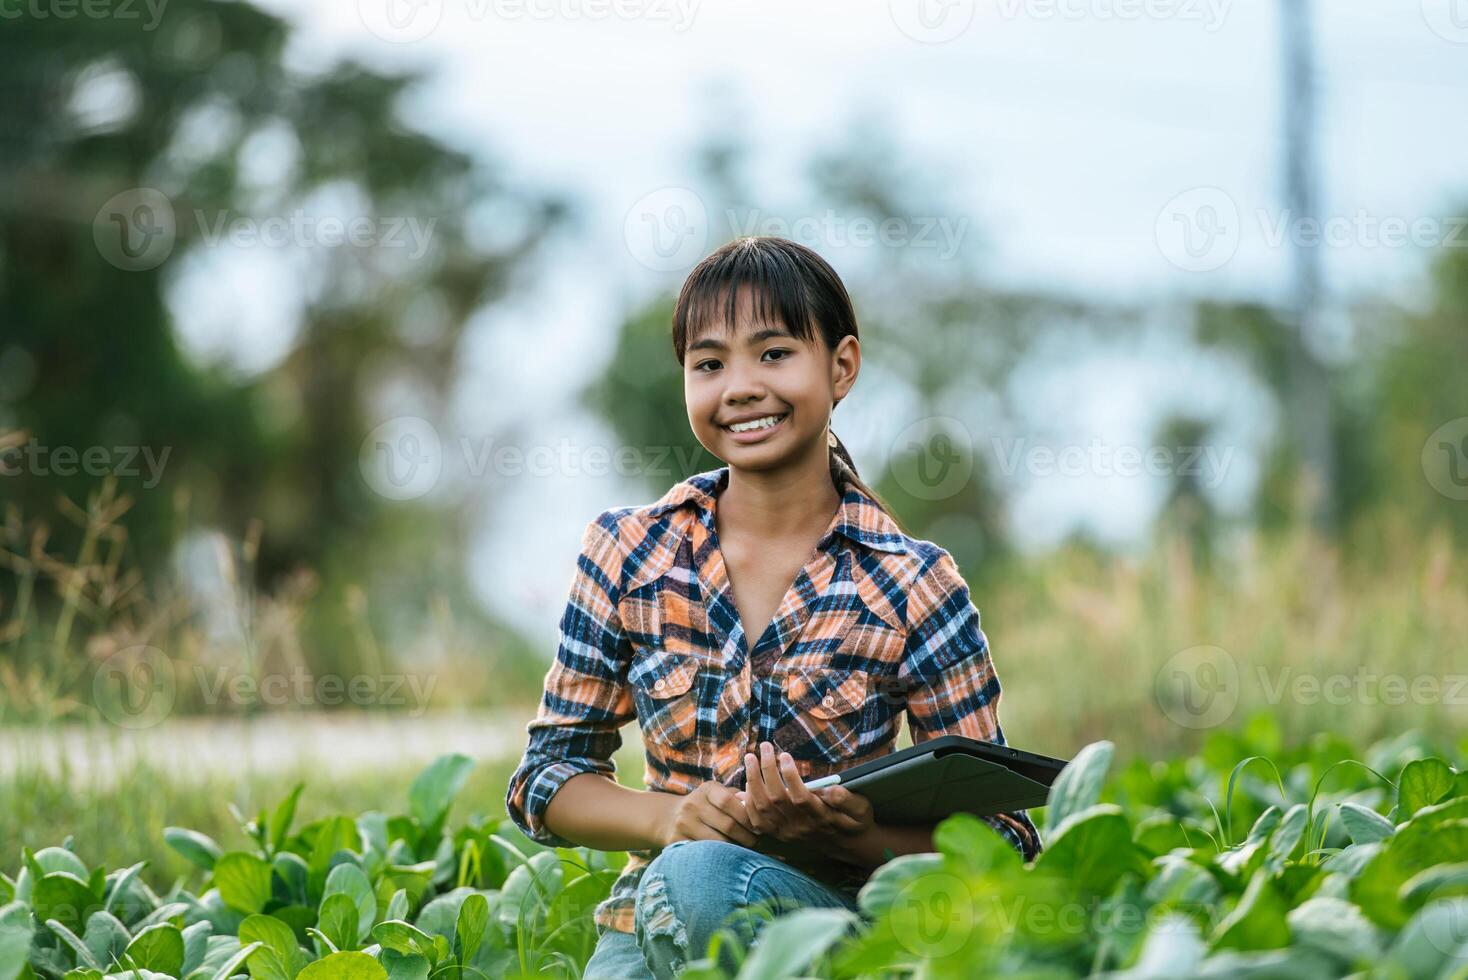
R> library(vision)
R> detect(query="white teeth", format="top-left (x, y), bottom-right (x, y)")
top-left (728, 414), bottom-right (784, 433)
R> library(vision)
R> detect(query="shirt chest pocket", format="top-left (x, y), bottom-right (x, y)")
top-left (779, 666), bottom-right (873, 765)
top-left (628, 650), bottom-right (704, 753)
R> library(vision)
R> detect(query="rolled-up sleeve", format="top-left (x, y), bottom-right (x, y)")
top-left (898, 545), bottom-right (1043, 861)
top-left (505, 511), bottom-right (636, 848)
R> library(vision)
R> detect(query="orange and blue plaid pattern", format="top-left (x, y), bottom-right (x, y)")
top-left (505, 465), bottom-right (1043, 935)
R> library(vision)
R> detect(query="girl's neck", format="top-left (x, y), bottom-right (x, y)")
top-left (716, 453), bottom-right (843, 544)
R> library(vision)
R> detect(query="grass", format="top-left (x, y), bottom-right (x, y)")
top-left (5, 485), bottom-right (1466, 760)
top-left (0, 752), bottom-right (523, 898)
top-left (985, 514), bottom-right (1468, 759)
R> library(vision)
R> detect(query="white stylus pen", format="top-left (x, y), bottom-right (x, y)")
top-left (737, 771), bottom-right (842, 803)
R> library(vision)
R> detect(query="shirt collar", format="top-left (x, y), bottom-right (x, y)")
top-left (648, 465), bottom-right (909, 555)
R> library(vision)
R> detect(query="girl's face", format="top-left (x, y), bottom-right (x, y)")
top-left (683, 289), bottom-right (859, 472)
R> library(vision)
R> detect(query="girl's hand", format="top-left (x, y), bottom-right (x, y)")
top-left (656, 779), bottom-right (759, 850)
top-left (811, 781), bottom-right (876, 834)
top-left (738, 741), bottom-right (874, 845)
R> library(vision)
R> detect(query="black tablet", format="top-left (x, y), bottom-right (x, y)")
top-left (807, 735), bottom-right (1069, 825)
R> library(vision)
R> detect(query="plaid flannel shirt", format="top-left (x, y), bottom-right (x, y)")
top-left (505, 465), bottom-right (1042, 935)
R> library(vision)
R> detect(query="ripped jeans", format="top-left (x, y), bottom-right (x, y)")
top-left (581, 839), bottom-right (864, 979)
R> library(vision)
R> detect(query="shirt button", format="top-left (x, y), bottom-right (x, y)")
top-left (654, 678), bottom-right (666, 691)
top-left (822, 694), bottom-right (835, 707)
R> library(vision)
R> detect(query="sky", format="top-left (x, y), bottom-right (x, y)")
top-left (169, 0), bottom-right (1468, 642)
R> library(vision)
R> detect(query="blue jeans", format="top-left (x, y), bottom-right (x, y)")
top-left (581, 839), bottom-right (863, 979)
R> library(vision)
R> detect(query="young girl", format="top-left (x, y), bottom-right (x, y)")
top-left (505, 236), bottom-right (1041, 979)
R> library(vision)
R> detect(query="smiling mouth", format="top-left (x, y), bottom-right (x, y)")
top-left (722, 413), bottom-right (789, 434)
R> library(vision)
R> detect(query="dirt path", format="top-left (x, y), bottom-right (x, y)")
top-left (0, 710), bottom-right (539, 789)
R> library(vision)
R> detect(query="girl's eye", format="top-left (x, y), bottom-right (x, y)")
top-left (693, 350), bottom-right (788, 372)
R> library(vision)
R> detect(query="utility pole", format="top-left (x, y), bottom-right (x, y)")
top-left (1280, 0), bottom-right (1337, 531)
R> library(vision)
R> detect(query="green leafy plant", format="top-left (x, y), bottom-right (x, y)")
top-left (3, 721), bottom-right (1466, 979)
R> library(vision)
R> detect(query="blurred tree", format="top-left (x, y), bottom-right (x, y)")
top-left (1152, 414), bottom-right (1219, 570)
top-left (580, 294), bottom-right (719, 486)
top-left (1366, 233), bottom-right (1468, 544)
top-left (0, 0), bottom-right (566, 659)
top-left (1192, 301), bottom-right (1377, 536)
top-left (1191, 219), bottom-right (1468, 549)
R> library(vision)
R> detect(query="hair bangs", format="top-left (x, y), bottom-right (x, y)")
top-left (673, 239), bottom-right (821, 364)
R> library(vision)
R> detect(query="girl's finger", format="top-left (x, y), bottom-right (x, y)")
top-left (706, 811), bottom-right (757, 847)
top-left (713, 791), bottom-right (757, 835)
top-left (696, 808), bottom-right (742, 843)
top-left (777, 751), bottom-right (821, 807)
top-left (823, 810), bottom-right (864, 833)
top-left (760, 744), bottom-right (798, 814)
top-left (745, 751), bottom-right (772, 807)
top-left (763, 745), bottom-right (798, 821)
top-left (818, 785), bottom-right (864, 816)
top-left (744, 752), bottom-right (780, 831)
top-left (684, 823), bottom-right (719, 842)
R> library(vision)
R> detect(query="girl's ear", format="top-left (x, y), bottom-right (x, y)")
top-left (831, 335), bottom-right (860, 401)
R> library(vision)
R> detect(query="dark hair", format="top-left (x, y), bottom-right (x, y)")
top-left (672, 236), bottom-right (909, 535)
